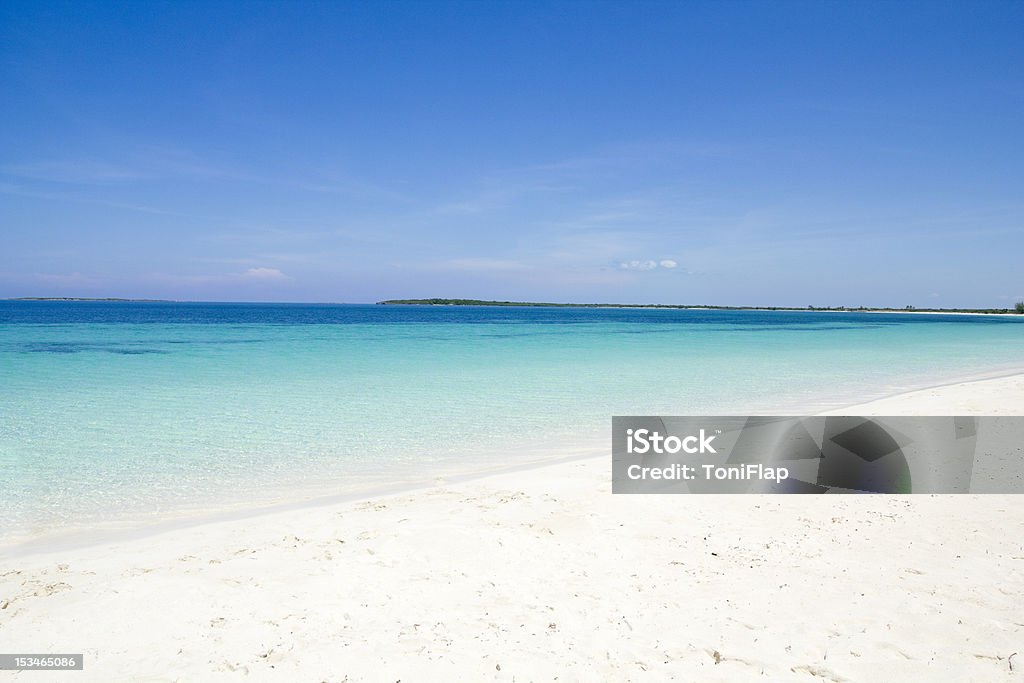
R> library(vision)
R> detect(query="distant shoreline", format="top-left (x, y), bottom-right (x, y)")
top-left (6, 297), bottom-right (175, 303)
top-left (377, 298), bottom-right (1024, 315)
top-left (5, 297), bottom-right (1023, 315)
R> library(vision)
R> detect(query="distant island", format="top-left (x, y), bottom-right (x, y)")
top-left (378, 299), bottom-right (1024, 314)
top-left (7, 297), bottom-right (174, 302)
top-left (5, 297), bottom-right (1021, 314)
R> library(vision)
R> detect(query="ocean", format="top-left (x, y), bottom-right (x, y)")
top-left (2, 301), bottom-right (1023, 544)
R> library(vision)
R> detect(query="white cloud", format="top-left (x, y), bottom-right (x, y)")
top-left (619, 259), bottom-right (682, 271)
top-left (619, 260), bottom-right (658, 271)
top-left (242, 267), bottom-right (288, 280)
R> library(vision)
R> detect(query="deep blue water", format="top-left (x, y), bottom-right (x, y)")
top-left (2, 300), bottom-right (1017, 327)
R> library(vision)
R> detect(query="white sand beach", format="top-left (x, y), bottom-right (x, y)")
top-left (826, 372), bottom-right (1024, 416)
top-left (2, 376), bottom-right (1023, 681)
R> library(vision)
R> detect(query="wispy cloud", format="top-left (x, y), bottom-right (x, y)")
top-left (199, 225), bottom-right (320, 246)
top-left (426, 258), bottom-right (534, 272)
top-left (2, 139), bottom-right (410, 208)
top-left (149, 267), bottom-right (291, 286)
top-left (26, 272), bottom-right (102, 286)
top-left (420, 140), bottom-right (730, 220)
top-left (1, 160), bottom-right (147, 184)
top-left (0, 181), bottom-right (201, 217)
top-left (242, 267), bottom-right (287, 280)
top-left (618, 259), bottom-right (682, 271)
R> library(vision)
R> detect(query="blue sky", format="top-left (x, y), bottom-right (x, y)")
top-left (1, 0), bottom-right (1022, 306)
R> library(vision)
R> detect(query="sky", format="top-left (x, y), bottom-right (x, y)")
top-left (1, 0), bottom-right (1022, 306)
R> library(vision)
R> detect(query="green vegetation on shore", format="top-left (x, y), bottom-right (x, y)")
top-left (378, 299), bottom-right (1024, 314)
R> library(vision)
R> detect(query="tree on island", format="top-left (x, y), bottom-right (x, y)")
top-left (1015, 300), bottom-right (1024, 314)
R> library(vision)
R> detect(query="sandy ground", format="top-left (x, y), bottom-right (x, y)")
top-left (826, 372), bottom-right (1024, 416)
top-left (2, 376), bottom-right (1023, 681)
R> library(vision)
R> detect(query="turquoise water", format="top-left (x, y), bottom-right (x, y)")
top-left (2, 302), bottom-right (1023, 541)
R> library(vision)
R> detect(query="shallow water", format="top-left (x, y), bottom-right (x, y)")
top-left (2, 301), bottom-right (1023, 539)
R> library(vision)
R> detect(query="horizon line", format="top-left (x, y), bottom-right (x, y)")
top-left (4, 296), bottom-right (1023, 314)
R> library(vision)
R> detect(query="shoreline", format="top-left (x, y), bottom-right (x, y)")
top-left (2, 373), bottom-right (1022, 680)
top-left (0, 444), bottom-right (608, 560)
top-left (824, 370), bottom-right (1024, 415)
top-left (4, 366), bottom-right (1024, 560)
top-left (8, 298), bottom-right (1024, 316)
